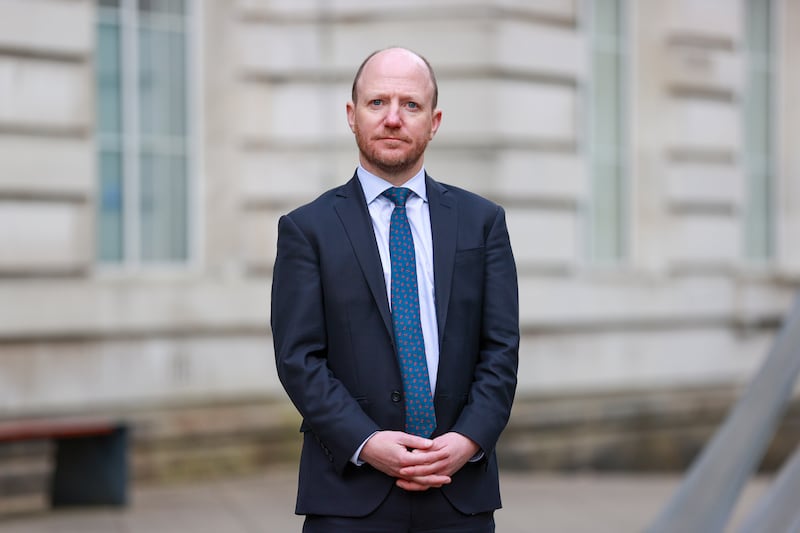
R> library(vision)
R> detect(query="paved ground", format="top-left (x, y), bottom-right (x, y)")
top-left (0, 468), bottom-right (770, 533)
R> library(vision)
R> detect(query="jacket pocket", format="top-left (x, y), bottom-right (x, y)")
top-left (455, 247), bottom-right (484, 264)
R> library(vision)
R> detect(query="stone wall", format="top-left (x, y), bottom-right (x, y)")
top-left (0, 0), bottom-right (93, 277)
top-left (0, 0), bottom-right (798, 486)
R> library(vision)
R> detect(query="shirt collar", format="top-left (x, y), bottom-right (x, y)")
top-left (357, 166), bottom-right (428, 205)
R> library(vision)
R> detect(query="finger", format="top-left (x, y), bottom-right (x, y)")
top-left (397, 433), bottom-right (434, 450)
top-left (402, 446), bottom-right (449, 465)
top-left (398, 474), bottom-right (451, 488)
top-left (398, 459), bottom-right (449, 477)
top-left (395, 479), bottom-right (431, 491)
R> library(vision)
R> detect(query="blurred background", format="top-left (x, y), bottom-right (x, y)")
top-left (1, 0), bottom-right (799, 523)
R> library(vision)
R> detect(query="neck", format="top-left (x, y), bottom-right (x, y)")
top-left (360, 160), bottom-right (423, 187)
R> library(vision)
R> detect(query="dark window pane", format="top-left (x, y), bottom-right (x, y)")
top-left (97, 22), bottom-right (122, 135)
top-left (593, 0), bottom-right (621, 36)
top-left (589, 0), bottom-right (626, 263)
top-left (591, 163), bottom-right (625, 261)
top-left (139, 0), bottom-right (185, 15)
top-left (97, 151), bottom-right (125, 262)
top-left (139, 26), bottom-right (187, 137)
top-left (592, 50), bottom-right (622, 150)
top-left (747, 0), bottom-right (771, 55)
top-left (140, 152), bottom-right (188, 261)
top-left (744, 0), bottom-right (775, 260)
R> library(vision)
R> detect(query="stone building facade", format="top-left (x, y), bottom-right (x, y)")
top-left (1, 0), bottom-right (799, 479)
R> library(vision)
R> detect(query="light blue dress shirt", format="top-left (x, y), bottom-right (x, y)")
top-left (349, 166), bottom-right (440, 465)
top-left (357, 166), bottom-right (440, 394)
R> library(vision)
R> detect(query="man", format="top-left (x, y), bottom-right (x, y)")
top-left (271, 47), bottom-right (519, 532)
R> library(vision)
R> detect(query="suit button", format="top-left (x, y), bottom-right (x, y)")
top-left (391, 391), bottom-right (402, 403)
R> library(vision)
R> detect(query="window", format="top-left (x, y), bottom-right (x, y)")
top-left (96, 0), bottom-right (192, 264)
top-left (587, 0), bottom-right (628, 264)
top-left (744, 0), bottom-right (775, 261)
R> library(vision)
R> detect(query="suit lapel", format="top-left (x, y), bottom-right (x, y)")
top-left (333, 175), bottom-right (394, 339)
top-left (426, 175), bottom-right (457, 347)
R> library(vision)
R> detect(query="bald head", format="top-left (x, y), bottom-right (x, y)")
top-left (351, 47), bottom-right (439, 109)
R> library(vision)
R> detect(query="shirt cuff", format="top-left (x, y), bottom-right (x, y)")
top-left (350, 431), bottom-right (379, 466)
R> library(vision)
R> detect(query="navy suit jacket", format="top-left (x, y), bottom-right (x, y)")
top-left (271, 173), bottom-right (519, 517)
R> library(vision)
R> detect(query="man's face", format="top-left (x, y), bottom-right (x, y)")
top-left (347, 49), bottom-right (442, 184)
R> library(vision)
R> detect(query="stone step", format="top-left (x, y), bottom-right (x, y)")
top-left (498, 387), bottom-right (800, 472)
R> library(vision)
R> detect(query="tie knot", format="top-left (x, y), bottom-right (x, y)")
top-left (382, 187), bottom-right (412, 207)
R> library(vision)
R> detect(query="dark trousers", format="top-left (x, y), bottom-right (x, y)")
top-left (302, 485), bottom-right (495, 533)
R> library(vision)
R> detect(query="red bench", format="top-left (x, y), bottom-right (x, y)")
top-left (0, 417), bottom-right (129, 507)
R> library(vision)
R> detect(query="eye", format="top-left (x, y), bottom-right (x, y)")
top-left (370, 99), bottom-right (383, 106)
top-left (406, 102), bottom-right (419, 109)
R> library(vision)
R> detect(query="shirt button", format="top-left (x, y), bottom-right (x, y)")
top-left (391, 391), bottom-right (402, 403)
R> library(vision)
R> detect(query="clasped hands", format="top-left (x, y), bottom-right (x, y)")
top-left (359, 430), bottom-right (480, 491)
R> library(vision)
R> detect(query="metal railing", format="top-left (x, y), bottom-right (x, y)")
top-left (647, 295), bottom-right (800, 533)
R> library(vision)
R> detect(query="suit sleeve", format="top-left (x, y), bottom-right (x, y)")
top-left (451, 206), bottom-right (519, 456)
top-left (271, 214), bottom-right (380, 473)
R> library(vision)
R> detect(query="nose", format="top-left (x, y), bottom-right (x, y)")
top-left (384, 103), bottom-right (401, 127)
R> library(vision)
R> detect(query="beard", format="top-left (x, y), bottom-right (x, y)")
top-left (354, 126), bottom-right (429, 177)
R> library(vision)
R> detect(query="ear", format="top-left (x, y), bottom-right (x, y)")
top-left (429, 108), bottom-right (442, 139)
top-left (346, 101), bottom-right (356, 133)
